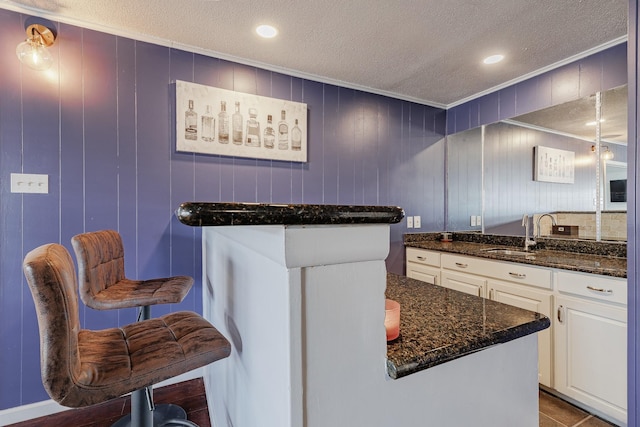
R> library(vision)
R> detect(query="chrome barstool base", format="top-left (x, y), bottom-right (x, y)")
top-left (111, 403), bottom-right (197, 427)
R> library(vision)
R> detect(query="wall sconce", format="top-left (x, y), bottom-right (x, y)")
top-left (591, 145), bottom-right (614, 160)
top-left (16, 24), bottom-right (56, 71)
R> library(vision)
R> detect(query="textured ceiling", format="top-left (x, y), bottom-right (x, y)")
top-left (0, 0), bottom-right (628, 107)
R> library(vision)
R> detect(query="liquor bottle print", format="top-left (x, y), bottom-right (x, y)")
top-left (201, 104), bottom-right (215, 142)
top-left (291, 118), bottom-right (301, 151)
top-left (185, 99), bottom-right (197, 140)
top-left (264, 115), bottom-right (275, 149)
top-left (245, 108), bottom-right (261, 147)
top-left (278, 110), bottom-right (289, 150)
top-left (232, 101), bottom-right (243, 145)
top-left (218, 101), bottom-right (229, 144)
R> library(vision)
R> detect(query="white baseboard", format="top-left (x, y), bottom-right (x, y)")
top-left (0, 369), bottom-right (203, 426)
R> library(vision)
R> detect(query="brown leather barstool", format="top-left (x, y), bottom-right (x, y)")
top-left (70, 230), bottom-right (204, 426)
top-left (23, 243), bottom-right (231, 427)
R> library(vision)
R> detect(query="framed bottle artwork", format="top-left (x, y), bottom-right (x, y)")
top-left (534, 145), bottom-right (575, 184)
top-left (174, 80), bottom-right (308, 162)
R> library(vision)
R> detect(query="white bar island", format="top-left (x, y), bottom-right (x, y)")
top-left (175, 202), bottom-right (549, 427)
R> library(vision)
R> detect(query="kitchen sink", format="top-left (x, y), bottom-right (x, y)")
top-left (482, 248), bottom-right (535, 257)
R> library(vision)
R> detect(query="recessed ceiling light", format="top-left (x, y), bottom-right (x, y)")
top-left (256, 25), bottom-right (278, 38)
top-left (586, 119), bottom-right (606, 126)
top-left (483, 54), bottom-right (504, 65)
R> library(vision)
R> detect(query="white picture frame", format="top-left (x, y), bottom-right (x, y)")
top-left (175, 80), bottom-right (308, 162)
top-left (534, 145), bottom-right (575, 184)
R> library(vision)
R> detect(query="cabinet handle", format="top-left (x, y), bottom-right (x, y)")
top-left (508, 272), bottom-right (526, 279)
top-left (455, 262), bottom-right (468, 268)
top-left (417, 256), bottom-right (426, 261)
top-left (489, 289), bottom-right (494, 300)
top-left (557, 305), bottom-right (564, 323)
top-left (478, 287), bottom-right (482, 298)
top-left (586, 286), bottom-right (614, 295)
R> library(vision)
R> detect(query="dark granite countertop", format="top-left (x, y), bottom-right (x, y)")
top-left (404, 233), bottom-right (627, 278)
top-left (175, 202), bottom-right (404, 226)
top-left (385, 273), bottom-right (550, 379)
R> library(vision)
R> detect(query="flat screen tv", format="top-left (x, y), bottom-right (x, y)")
top-left (610, 179), bottom-right (627, 203)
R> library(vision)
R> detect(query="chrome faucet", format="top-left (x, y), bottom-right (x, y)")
top-left (536, 213), bottom-right (557, 238)
top-left (522, 214), bottom-right (536, 251)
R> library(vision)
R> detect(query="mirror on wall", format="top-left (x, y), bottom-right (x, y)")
top-left (446, 84), bottom-right (627, 241)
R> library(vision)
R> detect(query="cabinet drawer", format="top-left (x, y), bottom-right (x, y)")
top-left (442, 253), bottom-right (552, 290)
top-left (406, 247), bottom-right (441, 267)
top-left (556, 271), bottom-right (627, 305)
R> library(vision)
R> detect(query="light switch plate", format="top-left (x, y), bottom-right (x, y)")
top-left (11, 173), bottom-right (49, 194)
top-left (413, 215), bottom-right (421, 228)
top-left (470, 215), bottom-right (477, 226)
top-left (407, 216), bottom-right (414, 228)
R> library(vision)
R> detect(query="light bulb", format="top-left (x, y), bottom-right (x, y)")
top-left (15, 24), bottom-right (56, 71)
top-left (483, 54), bottom-right (504, 65)
top-left (256, 25), bottom-right (278, 38)
top-left (603, 148), bottom-right (614, 160)
top-left (16, 39), bottom-right (53, 71)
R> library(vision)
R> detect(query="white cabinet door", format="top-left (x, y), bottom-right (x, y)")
top-left (406, 263), bottom-right (440, 285)
top-left (441, 271), bottom-right (487, 298)
top-left (555, 294), bottom-right (627, 424)
top-left (488, 280), bottom-right (553, 388)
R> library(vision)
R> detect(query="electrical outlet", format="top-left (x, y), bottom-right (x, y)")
top-left (413, 216), bottom-right (421, 228)
top-left (407, 216), bottom-right (414, 228)
top-left (475, 216), bottom-right (482, 226)
top-left (11, 173), bottom-right (48, 194)
top-left (470, 215), bottom-right (477, 227)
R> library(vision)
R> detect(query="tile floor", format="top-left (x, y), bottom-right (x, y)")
top-left (539, 390), bottom-right (618, 427)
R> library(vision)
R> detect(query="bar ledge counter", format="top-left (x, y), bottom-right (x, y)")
top-left (177, 202), bottom-right (547, 427)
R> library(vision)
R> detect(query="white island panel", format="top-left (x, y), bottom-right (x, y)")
top-left (201, 223), bottom-right (539, 427)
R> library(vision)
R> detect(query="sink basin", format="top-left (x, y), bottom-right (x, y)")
top-left (483, 248), bottom-right (535, 257)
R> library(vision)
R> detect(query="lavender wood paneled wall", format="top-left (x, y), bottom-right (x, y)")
top-left (0, 9), bottom-right (445, 409)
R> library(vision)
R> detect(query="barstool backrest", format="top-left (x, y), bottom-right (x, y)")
top-left (71, 230), bottom-right (126, 307)
top-left (23, 244), bottom-right (83, 405)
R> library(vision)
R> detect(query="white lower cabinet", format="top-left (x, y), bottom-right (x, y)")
top-left (407, 263), bottom-right (440, 285)
top-left (405, 246), bottom-right (627, 424)
top-left (488, 280), bottom-right (553, 388)
top-left (440, 270), bottom-right (486, 297)
top-left (554, 295), bottom-right (627, 425)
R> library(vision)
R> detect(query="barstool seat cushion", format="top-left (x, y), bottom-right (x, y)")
top-left (80, 276), bottom-right (194, 310)
top-left (73, 312), bottom-right (228, 405)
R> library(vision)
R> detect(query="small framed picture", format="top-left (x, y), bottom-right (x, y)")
top-left (534, 146), bottom-right (575, 184)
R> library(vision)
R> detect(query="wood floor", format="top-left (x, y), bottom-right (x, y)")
top-left (7, 378), bottom-right (211, 427)
top-left (8, 380), bottom-right (619, 427)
